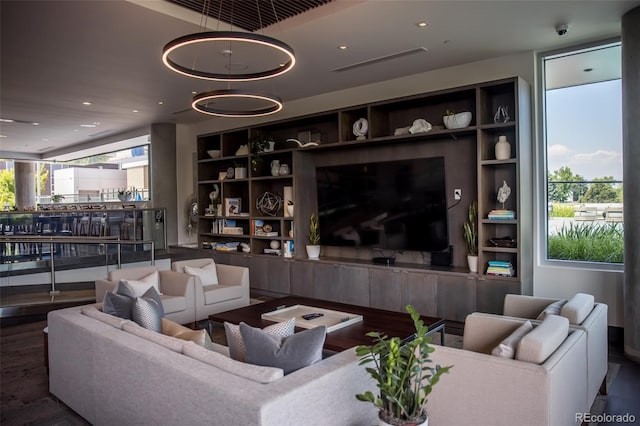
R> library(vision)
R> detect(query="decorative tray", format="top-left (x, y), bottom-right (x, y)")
top-left (261, 305), bottom-right (363, 333)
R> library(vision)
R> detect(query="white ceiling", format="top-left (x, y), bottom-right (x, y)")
top-left (1, 0), bottom-right (637, 161)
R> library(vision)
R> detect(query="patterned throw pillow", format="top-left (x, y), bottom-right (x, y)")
top-left (131, 287), bottom-right (164, 332)
top-left (224, 318), bottom-right (295, 362)
top-left (184, 261), bottom-right (219, 286)
top-left (241, 323), bottom-right (326, 374)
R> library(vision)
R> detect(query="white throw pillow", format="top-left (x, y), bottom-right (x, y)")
top-left (491, 320), bottom-right (533, 359)
top-left (224, 318), bottom-right (295, 362)
top-left (184, 261), bottom-right (219, 286)
top-left (516, 315), bottom-right (569, 364)
top-left (536, 299), bottom-right (567, 320)
top-left (560, 293), bottom-right (595, 325)
top-left (121, 271), bottom-right (160, 296)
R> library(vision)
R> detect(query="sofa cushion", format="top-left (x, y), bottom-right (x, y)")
top-left (491, 320), bottom-right (533, 359)
top-left (516, 315), bottom-right (569, 364)
top-left (203, 284), bottom-right (243, 305)
top-left (224, 318), bottom-right (295, 362)
top-left (161, 318), bottom-right (212, 349)
top-left (122, 321), bottom-right (184, 353)
top-left (121, 270), bottom-right (160, 296)
top-left (132, 287), bottom-right (164, 332)
top-left (160, 295), bottom-right (187, 314)
top-left (536, 299), bottom-right (567, 320)
top-left (241, 322), bottom-right (326, 374)
top-left (182, 341), bottom-right (284, 384)
top-left (81, 304), bottom-right (130, 329)
top-left (184, 260), bottom-right (219, 286)
top-left (560, 293), bottom-right (595, 325)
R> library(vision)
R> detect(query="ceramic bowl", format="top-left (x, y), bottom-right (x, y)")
top-left (443, 111), bottom-right (472, 129)
top-left (207, 149), bottom-right (222, 159)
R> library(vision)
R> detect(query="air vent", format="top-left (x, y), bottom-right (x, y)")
top-left (332, 47), bottom-right (429, 73)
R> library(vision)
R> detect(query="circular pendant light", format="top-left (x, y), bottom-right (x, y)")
top-left (192, 89), bottom-right (283, 117)
top-left (162, 31), bottom-right (295, 82)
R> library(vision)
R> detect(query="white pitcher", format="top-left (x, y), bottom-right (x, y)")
top-left (270, 159), bottom-right (280, 176)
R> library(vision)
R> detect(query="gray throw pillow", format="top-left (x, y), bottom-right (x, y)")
top-left (240, 322), bottom-right (326, 374)
top-left (102, 280), bottom-right (136, 319)
top-left (131, 287), bottom-right (164, 332)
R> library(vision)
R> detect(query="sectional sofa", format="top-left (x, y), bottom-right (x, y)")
top-left (47, 304), bottom-right (378, 426)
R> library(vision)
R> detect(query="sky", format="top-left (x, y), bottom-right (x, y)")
top-left (546, 79), bottom-right (623, 181)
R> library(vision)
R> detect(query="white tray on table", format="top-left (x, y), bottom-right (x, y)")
top-left (261, 305), bottom-right (363, 333)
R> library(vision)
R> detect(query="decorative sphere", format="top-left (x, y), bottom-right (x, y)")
top-left (270, 240), bottom-right (281, 249)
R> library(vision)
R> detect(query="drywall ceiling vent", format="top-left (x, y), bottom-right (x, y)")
top-left (332, 47), bottom-right (429, 73)
top-left (169, 0), bottom-right (332, 32)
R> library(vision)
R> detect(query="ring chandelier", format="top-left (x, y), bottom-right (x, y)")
top-left (161, 31), bottom-right (296, 82)
top-left (192, 89), bottom-right (283, 117)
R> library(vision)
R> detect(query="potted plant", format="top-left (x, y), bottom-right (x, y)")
top-left (249, 135), bottom-right (274, 174)
top-left (306, 213), bottom-right (320, 259)
top-left (50, 194), bottom-right (65, 203)
top-left (463, 200), bottom-right (478, 273)
top-left (286, 200), bottom-right (294, 217)
top-left (234, 161), bottom-right (247, 179)
top-left (356, 305), bottom-right (452, 426)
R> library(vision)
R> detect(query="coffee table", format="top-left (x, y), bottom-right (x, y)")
top-left (209, 296), bottom-right (446, 353)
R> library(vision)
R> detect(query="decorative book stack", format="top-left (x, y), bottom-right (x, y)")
top-left (486, 260), bottom-right (515, 277)
top-left (488, 209), bottom-right (515, 220)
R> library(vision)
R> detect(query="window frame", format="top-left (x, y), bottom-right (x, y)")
top-left (535, 38), bottom-right (623, 272)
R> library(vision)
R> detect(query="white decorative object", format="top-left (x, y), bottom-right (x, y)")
top-left (235, 144), bottom-right (249, 155)
top-left (207, 149), bottom-right (221, 159)
top-left (467, 255), bottom-right (478, 273)
top-left (278, 163), bottom-right (290, 176)
top-left (443, 111), bottom-right (472, 129)
top-left (393, 126), bottom-right (411, 136)
top-left (264, 141), bottom-right (275, 152)
top-left (209, 184), bottom-right (219, 204)
top-left (495, 135), bottom-right (511, 160)
top-left (286, 138), bottom-right (319, 148)
top-left (353, 118), bottom-right (368, 140)
top-left (287, 204), bottom-right (294, 217)
top-left (494, 105), bottom-right (510, 123)
top-left (234, 167), bottom-right (247, 179)
top-left (270, 240), bottom-right (281, 249)
top-left (409, 119), bottom-right (432, 134)
top-left (306, 245), bottom-right (320, 259)
top-left (270, 160), bottom-right (280, 176)
top-left (283, 186), bottom-right (293, 217)
top-left (497, 181), bottom-right (511, 208)
top-left (256, 192), bottom-right (283, 216)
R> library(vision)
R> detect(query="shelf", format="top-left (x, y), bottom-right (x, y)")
top-left (479, 121), bottom-right (516, 130)
top-left (482, 219), bottom-right (517, 224)
top-left (481, 246), bottom-right (518, 253)
top-left (481, 159), bottom-right (517, 166)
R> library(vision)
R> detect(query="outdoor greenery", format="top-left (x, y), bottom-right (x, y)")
top-left (580, 176), bottom-right (619, 203)
top-left (0, 164), bottom-right (48, 208)
top-left (549, 203), bottom-right (576, 218)
top-left (548, 222), bottom-right (623, 263)
top-left (355, 305), bottom-right (452, 424)
top-left (548, 167), bottom-right (622, 203)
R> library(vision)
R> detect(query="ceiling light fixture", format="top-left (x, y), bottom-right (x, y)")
top-left (82, 101), bottom-right (92, 106)
top-left (192, 90), bottom-right (283, 117)
top-left (417, 21), bottom-right (428, 27)
top-left (162, 32), bottom-right (295, 81)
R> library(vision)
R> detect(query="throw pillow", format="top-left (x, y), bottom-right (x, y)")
top-left (132, 287), bottom-right (164, 332)
top-left (491, 320), bottom-right (533, 358)
top-left (162, 318), bottom-right (213, 349)
top-left (224, 318), bottom-right (295, 362)
top-left (121, 270), bottom-right (160, 296)
top-left (560, 293), bottom-right (595, 325)
top-left (516, 315), bottom-right (569, 364)
top-left (536, 299), bottom-right (567, 320)
top-left (102, 280), bottom-right (135, 319)
top-left (184, 261), bottom-right (219, 286)
top-left (241, 322), bottom-right (326, 374)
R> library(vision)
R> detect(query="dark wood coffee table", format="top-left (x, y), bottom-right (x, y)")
top-left (209, 296), bottom-right (445, 353)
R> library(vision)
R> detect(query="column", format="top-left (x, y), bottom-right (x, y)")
top-left (150, 123), bottom-right (178, 247)
top-left (14, 161), bottom-right (36, 210)
top-left (622, 6), bottom-right (640, 363)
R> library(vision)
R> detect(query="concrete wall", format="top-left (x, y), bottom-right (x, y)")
top-left (174, 50), bottom-right (625, 327)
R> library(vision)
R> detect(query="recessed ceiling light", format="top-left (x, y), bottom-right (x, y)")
top-left (132, 109), bottom-right (139, 113)
top-left (338, 45), bottom-right (348, 50)
top-left (80, 124), bottom-right (96, 128)
top-left (82, 101), bottom-right (92, 106)
top-left (0, 118), bottom-right (15, 123)
top-left (0, 135), bottom-right (7, 138)
top-left (32, 122), bottom-right (39, 126)
top-left (417, 21), bottom-right (428, 27)
top-left (583, 68), bottom-right (594, 72)
top-left (93, 122), bottom-right (100, 125)
top-left (74, 129), bottom-right (79, 132)
top-left (158, 101), bottom-right (164, 105)
top-left (192, 91), bottom-right (197, 95)
top-left (42, 138), bottom-right (49, 141)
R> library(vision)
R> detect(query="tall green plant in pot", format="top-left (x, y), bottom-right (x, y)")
top-left (356, 305), bottom-right (452, 426)
top-left (306, 213), bottom-right (321, 259)
top-left (463, 200), bottom-right (478, 272)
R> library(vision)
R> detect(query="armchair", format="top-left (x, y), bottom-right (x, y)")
top-left (95, 265), bottom-right (196, 325)
top-left (171, 258), bottom-right (250, 322)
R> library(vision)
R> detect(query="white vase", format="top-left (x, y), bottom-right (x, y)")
top-left (287, 205), bottom-right (294, 217)
top-left (467, 255), bottom-right (478, 273)
top-left (378, 414), bottom-right (428, 426)
top-left (306, 245), bottom-right (320, 259)
top-left (495, 135), bottom-right (511, 160)
top-left (234, 167), bottom-right (247, 179)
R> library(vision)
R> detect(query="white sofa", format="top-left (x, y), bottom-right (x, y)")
top-left (47, 304), bottom-right (378, 426)
top-left (427, 313), bottom-right (588, 426)
top-left (171, 258), bottom-right (250, 322)
top-left (95, 265), bottom-right (196, 325)
top-left (502, 293), bottom-right (608, 405)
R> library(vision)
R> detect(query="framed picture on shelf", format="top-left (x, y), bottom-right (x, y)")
top-left (225, 198), bottom-right (241, 216)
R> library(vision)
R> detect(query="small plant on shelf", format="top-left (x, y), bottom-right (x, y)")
top-left (249, 134), bottom-right (274, 173)
top-left (308, 213), bottom-right (320, 245)
top-left (463, 200), bottom-right (478, 256)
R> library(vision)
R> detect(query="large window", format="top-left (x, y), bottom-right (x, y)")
top-left (541, 42), bottom-right (623, 266)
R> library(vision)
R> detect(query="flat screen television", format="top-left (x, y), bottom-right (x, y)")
top-left (316, 156), bottom-right (449, 253)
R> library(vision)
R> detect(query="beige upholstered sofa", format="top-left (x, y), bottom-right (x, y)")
top-left (47, 304), bottom-right (378, 426)
top-left (427, 313), bottom-right (588, 426)
top-left (502, 293), bottom-right (608, 405)
top-left (95, 265), bottom-right (196, 325)
top-left (171, 258), bottom-right (250, 322)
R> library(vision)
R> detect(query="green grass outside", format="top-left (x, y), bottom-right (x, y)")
top-left (548, 222), bottom-right (624, 263)
top-left (550, 203), bottom-right (576, 218)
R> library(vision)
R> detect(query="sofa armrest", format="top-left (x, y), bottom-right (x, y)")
top-left (158, 270), bottom-right (194, 297)
top-left (503, 294), bottom-right (558, 319)
top-left (95, 279), bottom-right (115, 303)
top-left (216, 264), bottom-right (249, 287)
top-left (462, 312), bottom-right (534, 353)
